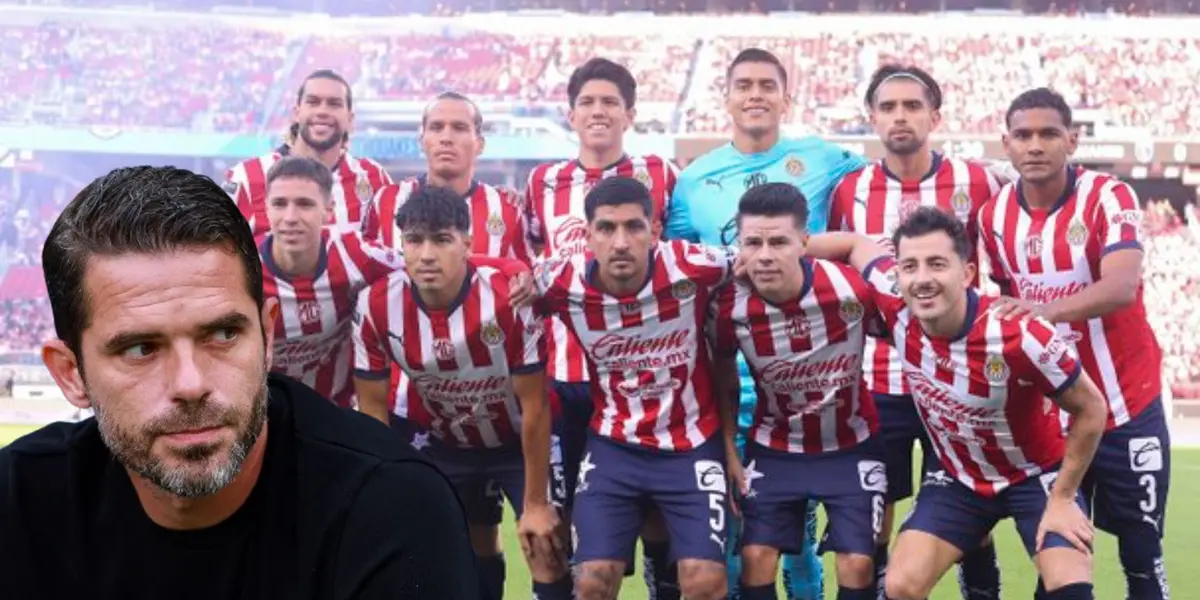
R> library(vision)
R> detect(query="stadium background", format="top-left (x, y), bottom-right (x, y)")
top-left (1, 0), bottom-right (1198, 597)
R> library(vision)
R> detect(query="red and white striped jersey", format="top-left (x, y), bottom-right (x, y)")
top-left (525, 155), bottom-right (679, 383)
top-left (830, 153), bottom-right (1001, 397)
top-left (353, 265), bottom-right (545, 449)
top-left (710, 259), bottom-right (881, 454)
top-left (873, 285), bottom-right (1082, 497)
top-left (976, 166), bottom-right (1162, 431)
top-left (225, 149), bottom-right (393, 240)
top-left (534, 239), bottom-right (733, 452)
top-left (362, 176), bottom-right (535, 265)
top-left (261, 229), bottom-right (406, 408)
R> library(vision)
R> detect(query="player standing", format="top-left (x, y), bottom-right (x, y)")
top-left (828, 65), bottom-right (1003, 600)
top-left (978, 88), bottom-right (1171, 600)
top-left (855, 207), bottom-right (1107, 600)
top-left (352, 187), bottom-right (572, 600)
top-left (710, 183), bottom-right (887, 600)
top-left (225, 69), bottom-right (392, 240)
top-left (668, 47), bottom-right (866, 600)
top-left (533, 177), bottom-right (732, 600)
top-left (524, 57), bottom-right (680, 597)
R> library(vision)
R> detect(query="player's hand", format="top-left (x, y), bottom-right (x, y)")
top-left (726, 455), bottom-right (746, 518)
top-left (1036, 495), bottom-right (1094, 555)
top-left (518, 502), bottom-right (564, 563)
top-left (509, 271), bottom-right (537, 307)
top-left (990, 296), bottom-right (1042, 321)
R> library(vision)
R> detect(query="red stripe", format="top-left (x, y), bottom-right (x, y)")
top-left (746, 295), bottom-right (775, 357)
top-left (999, 192), bottom-right (1022, 279)
top-left (243, 158), bottom-right (269, 238)
top-left (933, 161), bottom-right (956, 212)
top-left (1110, 183), bottom-right (1140, 243)
top-left (833, 385), bottom-right (856, 450)
top-left (828, 168), bottom-right (862, 231)
top-left (1052, 193), bottom-right (1080, 272)
top-left (553, 162), bottom-right (577, 217)
top-left (964, 319), bottom-right (991, 399)
top-left (462, 282), bottom-right (492, 368)
top-left (864, 166), bottom-right (888, 233)
top-left (811, 264), bottom-right (848, 344)
top-left (800, 393), bottom-right (823, 454)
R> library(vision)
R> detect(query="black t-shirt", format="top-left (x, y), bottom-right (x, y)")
top-left (0, 374), bottom-right (480, 599)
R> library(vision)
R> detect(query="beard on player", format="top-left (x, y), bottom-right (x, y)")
top-left (290, 70), bottom-right (354, 156)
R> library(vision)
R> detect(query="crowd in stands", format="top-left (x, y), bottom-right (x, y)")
top-left (2, 18), bottom-right (1198, 136)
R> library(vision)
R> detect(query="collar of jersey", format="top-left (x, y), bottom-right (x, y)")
top-left (260, 229), bottom-right (330, 282)
top-left (879, 151), bottom-right (943, 183)
top-left (754, 257), bottom-right (815, 309)
top-left (585, 248), bottom-right (657, 299)
top-left (418, 174), bottom-right (478, 199)
top-left (412, 264), bottom-right (475, 316)
top-left (936, 287), bottom-right (980, 343)
top-left (574, 154), bottom-right (629, 173)
top-left (1016, 165), bottom-right (1078, 218)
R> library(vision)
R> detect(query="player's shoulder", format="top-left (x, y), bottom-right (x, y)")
top-left (812, 257), bottom-right (868, 287)
top-left (348, 153), bottom-right (387, 172)
top-left (979, 179), bottom-right (1019, 215)
top-left (529, 159), bottom-right (573, 181)
top-left (227, 151), bottom-right (282, 181)
top-left (679, 143), bottom-right (736, 177)
top-left (1075, 166), bottom-right (1138, 206)
top-left (783, 135), bottom-right (859, 162)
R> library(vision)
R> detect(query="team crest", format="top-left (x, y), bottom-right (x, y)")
top-left (951, 190), bottom-right (972, 216)
top-left (297, 300), bottom-right (322, 326)
top-left (1067, 219), bottom-right (1088, 246)
top-left (785, 315), bottom-right (811, 340)
top-left (486, 212), bottom-right (506, 237)
top-left (433, 338), bottom-right (456, 361)
top-left (899, 197), bottom-right (921, 222)
top-left (634, 170), bottom-right (653, 189)
top-left (785, 156), bottom-right (806, 177)
top-left (672, 280), bottom-right (697, 300)
top-left (984, 354), bottom-right (1009, 382)
top-left (839, 299), bottom-right (864, 323)
top-left (480, 321), bottom-right (506, 347)
top-left (1025, 235), bottom-right (1043, 257)
top-left (356, 177), bottom-right (371, 200)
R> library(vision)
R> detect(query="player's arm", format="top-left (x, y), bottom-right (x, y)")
top-left (351, 286), bottom-right (394, 426)
top-left (707, 287), bottom-right (745, 506)
top-left (522, 172), bottom-right (546, 257)
top-left (334, 461), bottom-right (480, 600)
top-left (801, 231), bottom-right (888, 272)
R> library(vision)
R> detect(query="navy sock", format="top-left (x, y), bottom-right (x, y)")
top-left (642, 540), bottom-right (680, 600)
top-left (1120, 535), bottom-right (1170, 600)
top-left (873, 544), bottom-right (888, 600)
top-left (532, 573), bottom-right (574, 600)
top-left (1034, 577), bottom-right (1049, 600)
top-left (742, 583), bottom-right (778, 600)
top-left (836, 585), bottom-right (875, 600)
top-left (478, 554), bottom-right (505, 600)
top-left (1045, 582), bottom-right (1093, 600)
top-left (957, 542), bottom-right (1001, 600)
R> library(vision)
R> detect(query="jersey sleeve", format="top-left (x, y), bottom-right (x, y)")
top-left (809, 143), bottom-right (868, 234)
top-left (352, 283), bottom-right (393, 380)
top-left (360, 186), bottom-right (388, 242)
top-left (708, 285), bottom-right (739, 358)
top-left (1095, 180), bottom-right (1144, 255)
top-left (523, 170), bottom-right (546, 248)
top-left (340, 231), bottom-right (407, 288)
top-left (861, 256), bottom-right (905, 331)
top-left (224, 164), bottom-right (258, 232)
top-left (664, 169), bottom-right (699, 242)
top-left (677, 240), bottom-right (737, 288)
top-left (531, 255), bottom-right (571, 314)
top-left (659, 159), bottom-right (682, 235)
top-left (507, 305), bottom-right (546, 375)
top-left (1015, 316), bottom-right (1083, 398)
top-left (828, 172), bottom-right (857, 233)
top-left (502, 187), bottom-right (537, 265)
top-left (975, 200), bottom-right (1014, 294)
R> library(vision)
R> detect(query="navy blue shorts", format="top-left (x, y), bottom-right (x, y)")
top-left (740, 439), bottom-right (886, 557)
top-left (572, 433), bottom-right (728, 565)
top-left (875, 393), bottom-right (939, 503)
top-left (901, 466), bottom-right (1087, 556)
top-left (1082, 397), bottom-right (1170, 538)
top-left (550, 380), bottom-right (593, 512)
top-left (424, 437), bottom-right (529, 527)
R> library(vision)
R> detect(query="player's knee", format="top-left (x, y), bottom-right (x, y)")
top-left (678, 558), bottom-right (728, 600)
top-left (834, 552), bottom-right (874, 589)
top-left (1035, 547), bottom-right (1092, 591)
top-left (576, 561), bottom-right (623, 600)
top-left (884, 567), bottom-right (935, 600)
top-left (739, 544), bottom-right (780, 586)
top-left (469, 524), bottom-right (501, 556)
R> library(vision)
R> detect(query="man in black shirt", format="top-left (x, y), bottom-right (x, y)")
top-left (0, 165), bottom-right (480, 599)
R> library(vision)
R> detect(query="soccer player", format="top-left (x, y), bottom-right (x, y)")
top-left (225, 69), bottom-right (392, 240)
top-left (533, 176), bottom-right (731, 600)
top-left (667, 46), bottom-right (866, 600)
top-left (352, 186), bottom-right (572, 600)
top-left (978, 88), bottom-right (1171, 600)
top-left (710, 183), bottom-right (889, 600)
top-left (524, 56), bottom-right (680, 596)
top-left (828, 65), bottom-right (1004, 600)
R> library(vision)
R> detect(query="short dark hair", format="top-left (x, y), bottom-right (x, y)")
top-left (266, 156), bottom-right (333, 200)
top-left (726, 48), bottom-right (788, 91)
top-left (395, 185), bottom-right (471, 234)
top-left (1005, 87), bottom-right (1072, 129)
top-left (584, 177), bottom-right (653, 222)
top-left (864, 64), bottom-right (943, 110)
top-left (296, 69), bottom-right (353, 111)
top-left (891, 207), bottom-right (972, 263)
top-left (42, 166), bottom-right (264, 365)
top-left (736, 182), bottom-right (810, 230)
top-left (422, 91), bottom-right (484, 135)
top-left (567, 58), bottom-right (637, 109)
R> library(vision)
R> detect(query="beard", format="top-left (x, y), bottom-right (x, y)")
top-left (298, 121), bottom-right (343, 152)
top-left (91, 363), bottom-right (270, 499)
top-left (883, 136), bottom-right (923, 156)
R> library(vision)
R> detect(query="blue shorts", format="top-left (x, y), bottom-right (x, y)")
top-left (550, 380), bottom-right (593, 512)
top-left (741, 439), bottom-right (886, 557)
top-left (901, 465), bottom-right (1087, 556)
top-left (1082, 397), bottom-right (1170, 538)
top-left (875, 393), bottom-right (939, 503)
top-left (572, 433), bottom-right (728, 565)
top-left (424, 438), bottom-right (531, 526)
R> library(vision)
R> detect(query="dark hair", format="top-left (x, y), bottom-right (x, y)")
top-left (395, 185), bottom-right (471, 234)
top-left (864, 64), bottom-right (943, 110)
top-left (42, 166), bottom-right (264, 364)
top-left (1005, 87), bottom-right (1072, 129)
top-left (736, 182), bottom-right (810, 230)
top-left (266, 156), bottom-right (333, 199)
top-left (726, 48), bottom-right (788, 91)
top-left (296, 69), bottom-right (353, 111)
top-left (891, 207), bottom-right (972, 262)
top-left (423, 91), bottom-right (484, 135)
top-left (567, 57), bottom-right (637, 109)
top-left (584, 176), bottom-right (653, 222)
